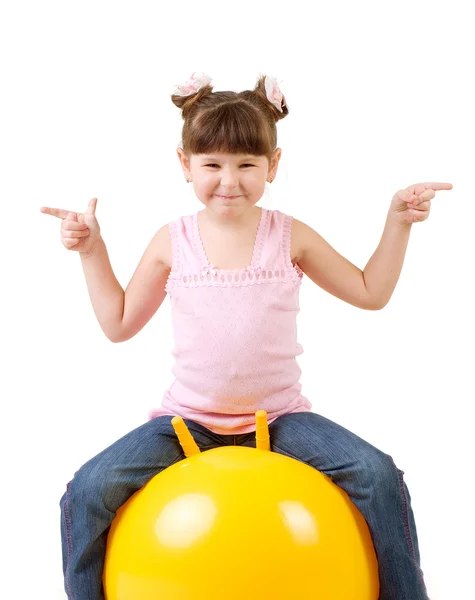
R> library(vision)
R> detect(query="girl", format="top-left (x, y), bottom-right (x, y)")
top-left (41, 72), bottom-right (452, 600)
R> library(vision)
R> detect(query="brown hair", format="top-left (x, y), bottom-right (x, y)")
top-left (171, 75), bottom-right (289, 163)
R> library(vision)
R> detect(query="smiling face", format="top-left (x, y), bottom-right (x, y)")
top-left (177, 148), bottom-right (281, 216)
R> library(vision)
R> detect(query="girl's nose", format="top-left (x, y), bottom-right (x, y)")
top-left (220, 170), bottom-right (239, 186)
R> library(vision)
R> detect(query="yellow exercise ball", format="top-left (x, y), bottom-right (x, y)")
top-left (103, 412), bottom-right (379, 600)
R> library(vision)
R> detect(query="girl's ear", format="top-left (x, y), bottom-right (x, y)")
top-left (268, 148), bottom-right (282, 178)
top-left (177, 148), bottom-right (191, 180)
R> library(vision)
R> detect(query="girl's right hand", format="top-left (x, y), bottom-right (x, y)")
top-left (40, 197), bottom-right (101, 255)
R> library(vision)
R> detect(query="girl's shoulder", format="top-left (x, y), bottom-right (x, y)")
top-left (264, 209), bottom-right (308, 266)
top-left (151, 211), bottom-right (195, 269)
top-left (152, 212), bottom-right (193, 269)
top-left (153, 223), bottom-right (173, 269)
top-left (290, 215), bottom-right (308, 265)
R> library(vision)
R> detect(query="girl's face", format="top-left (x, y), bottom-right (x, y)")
top-left (177, 149), bottom-right (281, 216)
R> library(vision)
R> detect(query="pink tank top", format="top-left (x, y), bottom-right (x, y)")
top-left (149, 207), bottom-right (312, 434)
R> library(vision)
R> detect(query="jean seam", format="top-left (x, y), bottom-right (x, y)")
top-left (396, 467), bottom-right (428, 593)
top-left (397, 468), bottom-right (417, 561)
top-left (64, 480), bottom-right (74, 599)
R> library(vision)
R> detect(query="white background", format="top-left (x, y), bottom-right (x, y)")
top-left (1, 1), bottom-right (473, 598)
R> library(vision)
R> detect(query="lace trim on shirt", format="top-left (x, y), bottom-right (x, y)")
top-left (283, 214), bottom-right (304, 285)
top-left (166, 263), bottom-right (303, 292)
top-left (182, 266), bottom-right (292, 287)
top-left (250, 206), bottom-right (268, 268)
top-left (165, 220), bottom-right (181, 295)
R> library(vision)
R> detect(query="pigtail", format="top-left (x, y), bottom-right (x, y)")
top-left (253, 75), bottom-right (289, 121)
top-left (171, 84), bottom-right (214, 120)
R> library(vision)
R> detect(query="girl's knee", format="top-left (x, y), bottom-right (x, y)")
top-left (62, 460), bottom-right (113, 510)
top-left (358, 445), bottom-right (400, 491)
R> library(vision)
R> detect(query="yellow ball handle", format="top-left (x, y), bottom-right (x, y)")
top-left (171, 416), bottom-right (201, 457)
top-left (255, 410), bottom-right (270, 451)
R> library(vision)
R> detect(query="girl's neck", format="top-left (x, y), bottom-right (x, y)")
top-left (200, 205), bottom-right (262, 232)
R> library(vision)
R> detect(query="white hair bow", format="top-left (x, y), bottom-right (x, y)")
top-left (173, 72), bottom-right (212, 96)
top-left (264, 75), bottom-right (286, 113)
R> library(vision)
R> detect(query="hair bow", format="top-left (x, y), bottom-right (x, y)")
top-left (173, 72), bottom-right (212, 96)
top-left (264, 76), bottom-right (286, 113)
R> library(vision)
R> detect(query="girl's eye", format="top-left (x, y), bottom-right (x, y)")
top-left (205, 164), bottom-right (255, 168)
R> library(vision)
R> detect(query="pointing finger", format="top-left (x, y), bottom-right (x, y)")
top-left (40, 206), bottom-right (76, 219)
top-left (405, 182), bottom-right (453, 196)
top-left (420, 182), bottom-right (453, 191)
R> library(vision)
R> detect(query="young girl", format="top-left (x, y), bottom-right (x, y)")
top-left (41, 72), bottom-right (452, 600)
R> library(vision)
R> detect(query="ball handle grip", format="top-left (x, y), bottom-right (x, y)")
top-left (171, 416), bottom-right (201, 457)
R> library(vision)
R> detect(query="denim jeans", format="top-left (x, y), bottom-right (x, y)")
top-left (60, 412), bottom-right (429, 599)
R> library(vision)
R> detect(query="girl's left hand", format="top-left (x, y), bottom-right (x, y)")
top-left (390, 182), bottom-right (453, 226)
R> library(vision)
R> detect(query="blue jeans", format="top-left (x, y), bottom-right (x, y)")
top-left (60, 412), bottom-right (429, 599)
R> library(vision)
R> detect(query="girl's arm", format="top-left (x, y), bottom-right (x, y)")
top-left (41, 199), bottom-right (171, 341)
top-left (79, 238), bottom-right (126, 340)
top-left (294, 218), bottom-right (388, 311)
top-left (362, 215), bottom-right (411, 308)
top-left (295, 182), bottom-right (452, 310)
top-left (81, 226), bottom-right (171, 343)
